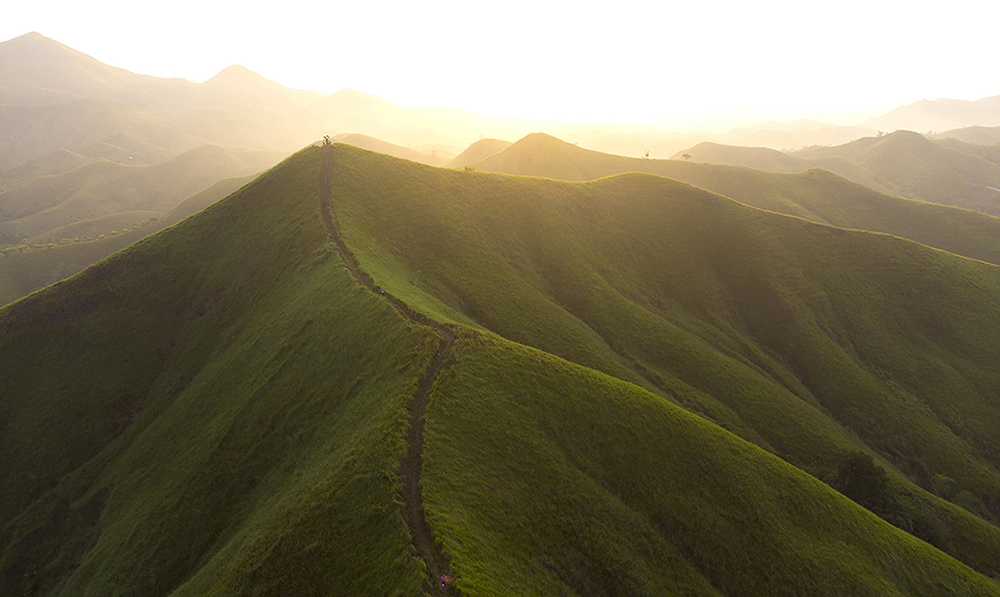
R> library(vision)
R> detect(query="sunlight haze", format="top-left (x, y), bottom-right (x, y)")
top-left (3, 0), bottom-right (999, 126)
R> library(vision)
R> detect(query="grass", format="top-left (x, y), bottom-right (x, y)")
top-left (0, 145), bottom-right (284, 245)
top-left (792, 131), bottom-right (1000, 217)
top-left (4, 143), bottom-right (1000, 595)
top-left (324, 143), bottom-right (1000, 576)
top-left (0, 175), bottom-right (256, 307)
top-left (472, 133), bottom-right (1000, 266)
top-left (0, 148), bottom-right (435, 596)
top-left (423, 329), bottom-right (1000, 596)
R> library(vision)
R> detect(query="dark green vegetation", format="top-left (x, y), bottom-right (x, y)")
top-left (4, 144), bottom-right (1000, 595)
top-left (473, 133), bottom-right (1000, 266)
top-left (0, 150), bottom-right (438, 595)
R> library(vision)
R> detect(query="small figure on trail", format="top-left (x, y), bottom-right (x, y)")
top-left (322, 135), bottom-right (332, 146)
top-left (440, 573), bottom-right (451, 587)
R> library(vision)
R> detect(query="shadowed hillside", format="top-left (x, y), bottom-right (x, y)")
top-left (3, 145), bottom-right (1000, 595)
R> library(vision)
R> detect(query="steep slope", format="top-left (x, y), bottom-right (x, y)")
top-left (447, 138), bottom-right (512, 169)
top-left (4, 144), bottom-right (1000, 595)
top-left (0, 149), bottom-right (437, 596)
top-left (426, 329), bottom-right (1000, 596)
top-left (327, 144), bottom-right (1000, 577)
top-left (473, 133), bottom-right (1000, 266)
top-left (792, 130), bottom-right (1000, 217)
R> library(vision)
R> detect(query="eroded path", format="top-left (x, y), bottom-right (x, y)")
top-left (318, 145), bottom-right (457, 595)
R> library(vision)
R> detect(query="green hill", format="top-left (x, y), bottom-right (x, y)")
top-left (3, 145), bottom-right (1000, 595)
top-left (472, 133), bottom-right (1000, 266)
top-left (792, 131), bottom-right (1000, 217)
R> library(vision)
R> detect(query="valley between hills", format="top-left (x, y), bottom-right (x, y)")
top-left (3, 31), bottom-right (1000, 597)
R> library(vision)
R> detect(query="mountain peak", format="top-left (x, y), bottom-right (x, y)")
top-left (204, 64), bottom-right (270, 86)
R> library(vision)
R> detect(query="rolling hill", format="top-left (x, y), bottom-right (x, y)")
top-left (791, 130), bottom-right (1000, 217)
top-left (471, 133), bottom-right (1000, 266)
top-left (332, 133), bottom-right (451, 167)
top-left (867, 95), bottom-right (1000, 133)
top-left (4, 144), bottom-right (1000, 595)
top-left (0, 145), bottom-right (284, 244)
top-left (935, 126), bottom-right (1000, 148)
top-left (0, 174), bottom-right (256, 307)
top-left (447, 138), bottom-right (512, 169)
top-left (669, 141), bottom-right (893, 193)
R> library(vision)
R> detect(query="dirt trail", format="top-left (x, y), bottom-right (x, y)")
top-left (318, 145), bottom-right (458, 595)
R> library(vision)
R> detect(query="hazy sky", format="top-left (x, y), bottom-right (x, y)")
top-left (3, 1), bottom-right (999, 124)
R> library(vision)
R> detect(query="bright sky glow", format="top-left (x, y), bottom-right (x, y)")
top-left (3, 0), bottom-right (999, 125)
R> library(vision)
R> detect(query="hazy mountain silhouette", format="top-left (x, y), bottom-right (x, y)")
top-left (447, 138), bottom-right (512, 168)
top-left (867, 96), bottom-right (1000, 133)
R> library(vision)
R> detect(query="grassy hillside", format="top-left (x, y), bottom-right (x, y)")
top-left (4, 144), bottom-right (1000, 595)
top-left (792, 131), bottom-right (1000, 217)
top-left (326, 143), bottom-right (1000, 576)
top-left (0, 145), bottom-right (284, 243)
top-left (0, 174), bottom-right (256, 307)
top-left (671, 140), bottom-right (893, 194)
top-left (472, 133), bottom-right (1000, 266)
top-left (0, 148), bottom-right (438, 596)
top-left (425, 329), bottom-right (1000, 596)
top-left (936, 126), bottom-right (1000, 148)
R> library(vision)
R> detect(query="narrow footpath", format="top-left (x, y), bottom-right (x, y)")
top-left (318, 145), bottom-right (458, 596)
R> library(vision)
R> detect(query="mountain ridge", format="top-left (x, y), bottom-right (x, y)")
top-left (4, 144), bottom-right (1000, 594)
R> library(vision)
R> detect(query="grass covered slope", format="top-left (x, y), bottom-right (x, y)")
top-left (424, 329), bottom-right (1000, 596)
top-left (792, 130), bottom-right (1000, 217)
top-left (5, 143), bottom-right (1000, 595)
top-left (672, 140), bottom-right (893, 194)
top-left (324, 143), bottom-right (1000, 575)
top-left (0, 174), bottom-right (257, 307)
top-left (472, 133), bottom-right (1000, 266)
top-left (0, 145), bottom-right (285, 244)
top-left (0, 148), bottom-right (437, 596)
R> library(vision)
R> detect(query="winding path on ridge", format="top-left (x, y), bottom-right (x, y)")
top-left (318, 145), bottom-right (458, 595)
